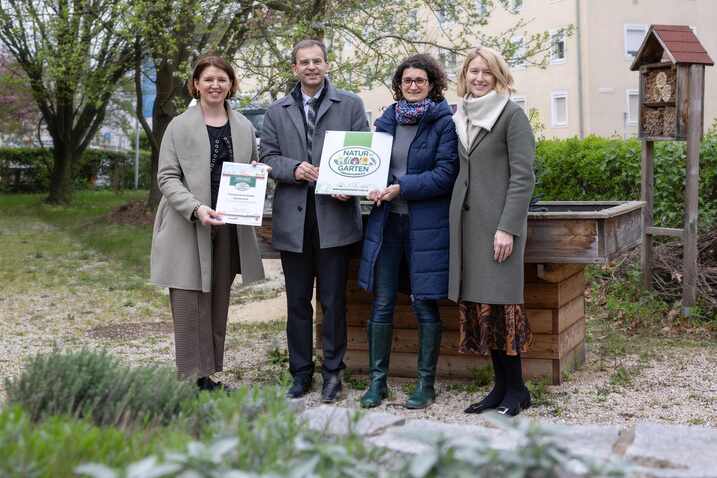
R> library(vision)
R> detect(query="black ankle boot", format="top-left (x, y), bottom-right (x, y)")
top-left (496, 353), bottom-right (531, 417)
top-left (465, 349), bottom-right (505, 414)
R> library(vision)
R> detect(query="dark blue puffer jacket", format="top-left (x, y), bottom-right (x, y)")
top-left (357, 100), bottom-right (458, 300)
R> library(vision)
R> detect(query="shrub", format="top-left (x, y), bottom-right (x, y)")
top-left (0, 147), bottom-right (151, 193)
top-left (4, 349), bottom-right (196, 428)
top-left (0, 406), bottom-right (191, 478)
top-left (535, 130), bottom-right (717, 229)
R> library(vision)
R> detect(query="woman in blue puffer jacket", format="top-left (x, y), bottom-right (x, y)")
top-left (357, 53), bottom-right (458, 409)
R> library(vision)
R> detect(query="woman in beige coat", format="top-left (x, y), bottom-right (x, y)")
top-left (448, 47), bottom-right (535, 416)
top-left (150, 55), bottom-right (264, 391)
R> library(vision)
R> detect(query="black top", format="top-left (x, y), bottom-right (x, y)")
top-left (207, 122), bottom-right (233, 209)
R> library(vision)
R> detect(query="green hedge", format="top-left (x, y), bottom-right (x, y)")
top-left (0, 147), bottom-right (151, 193)
top-left (535, 131), bottom-right (717, 229)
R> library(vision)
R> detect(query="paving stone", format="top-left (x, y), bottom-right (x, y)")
top-left (544, 423), bottom-right (624, 461)
top-left (367, 418), bottom-right (518, 455)
top-left (625, 423), bottom-right (717, 478)
top-left (300, 405), bottom-right (405, 436)
top-left (286, 397), bottom-right (306, 414)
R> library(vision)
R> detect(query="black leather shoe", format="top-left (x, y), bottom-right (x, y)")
top-left (496, 393), bottom-right (531, 417)
top-left (196, 376), bottom-right (233, 393)
top-left (464, 395), bottom-right (501, 414)
top-left (286, 375), bottom-right (313, 399)
top-left (321, 374), bottom-right (343, 403)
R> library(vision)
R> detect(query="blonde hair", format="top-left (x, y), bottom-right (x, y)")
top-left (457, 46), bottom-right (515, 97)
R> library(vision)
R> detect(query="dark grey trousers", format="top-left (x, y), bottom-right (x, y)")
top-left (169, 225), bottom-right (240, 379)
top-left (280, 191), bottom-right (351, 378)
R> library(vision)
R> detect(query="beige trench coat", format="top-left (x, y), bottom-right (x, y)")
top-left (150, 104), bottom-right (265, 292)
top-left (448, 100), bottom-right (535, 304)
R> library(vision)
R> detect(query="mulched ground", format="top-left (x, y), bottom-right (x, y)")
top-left (105, 200), bottom-right (155, 226)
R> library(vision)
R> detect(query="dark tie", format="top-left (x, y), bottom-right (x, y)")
top-left (306, 98), bottom-right (318, 163)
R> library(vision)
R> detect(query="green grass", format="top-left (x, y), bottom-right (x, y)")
top-left (0, 191), bottom-right (165, 315)
top-left (0, 190), bottom-right (152, 274)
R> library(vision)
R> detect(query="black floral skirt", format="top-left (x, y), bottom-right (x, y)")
top-left (458, 302), bottom-right (533, 356)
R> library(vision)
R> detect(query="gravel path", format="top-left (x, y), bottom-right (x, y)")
top-left (2, 218), bottom-right (715, 427)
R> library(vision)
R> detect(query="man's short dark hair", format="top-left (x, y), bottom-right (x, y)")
top-left (291, 39), bottom-right (328, 64)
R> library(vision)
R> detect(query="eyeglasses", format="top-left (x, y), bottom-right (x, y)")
top-left (401, 77), bottom-right (429, 87)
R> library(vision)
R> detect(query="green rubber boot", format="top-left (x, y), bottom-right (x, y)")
top-left (360, 321), bottom-right (393, 408)
top-left (405, 322), bottom-right (442, 409)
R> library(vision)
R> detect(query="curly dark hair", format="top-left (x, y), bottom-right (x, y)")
top-left (391, 54), bottom-right (447, 102)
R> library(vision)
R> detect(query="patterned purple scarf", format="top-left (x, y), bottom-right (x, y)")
top-left (395, 98), bottom-right (434, 125)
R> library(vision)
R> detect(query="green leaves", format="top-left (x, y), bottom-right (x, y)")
top-left (535, 130), bottom-right (717, 230)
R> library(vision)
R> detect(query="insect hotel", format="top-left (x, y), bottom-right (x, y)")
top-left (630, 25), bottom-right (713, 314)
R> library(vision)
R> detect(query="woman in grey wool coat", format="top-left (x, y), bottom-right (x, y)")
top-left (448, 46), bottom-right (536, 416)
top-left (150, 55), bottom-right (265, 391)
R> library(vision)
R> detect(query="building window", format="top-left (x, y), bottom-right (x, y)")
top-left (624, 24), bottom-right (647, 59)
top-left (439, 51), bottom-right (458, 78)
top-left (551, 91), bottom-right (568, 127)
top-left (510, 36), bottom-right (526, 68)
top-left (550, 29), bottom-right (566, 64)
top-left (512, 96), bottom-right (527, 111)
top-left (510, 0), bottom-right (523, 11)
top-left (436, 5), bottom-right (451, 26)
top-left (476, 0), bottom-right (488, 14)
top-left (626, 89), bottom-right (639, 125)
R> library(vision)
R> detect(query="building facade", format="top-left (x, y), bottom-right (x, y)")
top-left (359, 0), bottom-right (716, 139)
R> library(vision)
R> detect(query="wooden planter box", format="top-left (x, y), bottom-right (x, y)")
top-left (259, 200), bottom-right (643, 385)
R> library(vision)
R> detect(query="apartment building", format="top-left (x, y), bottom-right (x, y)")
top-left (359, 0), bottom-right (717, 139)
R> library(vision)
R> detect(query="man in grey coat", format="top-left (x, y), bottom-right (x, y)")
top-left (260, 39), bottom-right (369, 402)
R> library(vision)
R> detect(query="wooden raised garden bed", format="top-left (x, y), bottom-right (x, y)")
top-left (258, 200), bottom-right (643, 385)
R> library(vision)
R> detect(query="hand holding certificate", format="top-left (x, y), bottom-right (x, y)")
top-left (215, 162), bottom-right (269, 226)
top-left (315, 131), bottom-right (393, 196)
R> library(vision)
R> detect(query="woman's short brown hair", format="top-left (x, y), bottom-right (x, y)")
top-left (457, 46), bottom-right (515, 97)
top-left (187, 54), bottom-right (238, 99)
top-left (391, 54), bottom-right (448, 102)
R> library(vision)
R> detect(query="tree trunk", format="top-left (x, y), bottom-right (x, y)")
top-left (145, 61), bottom-right (180, 212)
top-left (46, 138), bottom-right (75, 204)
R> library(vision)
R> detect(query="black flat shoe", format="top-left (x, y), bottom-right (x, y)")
top-left (496, 394), bottom-right (531, 417)
top-left (321, 373), bottom-right (342, 403)
top-left (196, 376), bottom-right (233, 392)
top-left (286, 376), bottom-right (313, 399)
top-left (464, 384), bottom-right (505, 414)
top-left (464, 399), bottom-right (500, 414)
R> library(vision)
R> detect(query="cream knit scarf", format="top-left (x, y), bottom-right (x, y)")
top-left (453, 90), bottom-right (509, 150)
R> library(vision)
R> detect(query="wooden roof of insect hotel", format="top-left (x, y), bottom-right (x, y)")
top-left (630, 25), bottom-right (714, 71)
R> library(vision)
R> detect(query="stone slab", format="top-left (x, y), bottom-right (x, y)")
top-left (626, 423), bottom-right (717, 478)
top-left (544, 423), bottom-right (624, 461)
top-left (367, 418), bottom-right (519, 455)
top-left (299, 405), bottom-right (405, 436)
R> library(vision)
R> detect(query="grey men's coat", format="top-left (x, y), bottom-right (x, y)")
top-left (259, 81), bottom-right (369, 252)
top-left (150, 104), bottom-right (265, 292)
top-left (448, 100), bottom-right (535, 304)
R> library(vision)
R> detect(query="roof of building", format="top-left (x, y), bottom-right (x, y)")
top-left (630, 25), bottom-right (714, 71)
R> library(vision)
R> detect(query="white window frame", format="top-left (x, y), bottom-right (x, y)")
top-left (550, 29), bottom-right (566, 64)
top-left (550, 90), bottom-right (569, 128)
top-left (511, 95), bottom-right (528, 112)
top-left (624, 24), bottom-right (647, 60)
top-left (625, 89), bottom-right (639, 126)
top-left (510, 35), bottom-right (527, 69)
